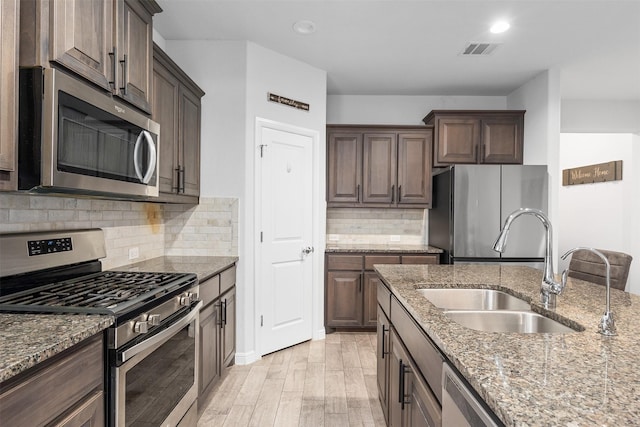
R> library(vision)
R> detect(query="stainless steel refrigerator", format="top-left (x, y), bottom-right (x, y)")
top-left (429, 165), bottom-right (548, 266)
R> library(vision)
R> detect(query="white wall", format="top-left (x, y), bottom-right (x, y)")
top-left (327, 95), bottom-right (506, 125)
top-left (562, 100), bottom-right (640, 133)
top-left (245, 43), bottom-right (327, 361)
top-left (165, 40), bottom-right (327, 364)
top-left (558, 133), bottom-right (638, 294)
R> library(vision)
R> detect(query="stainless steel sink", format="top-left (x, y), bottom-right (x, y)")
top-left (416, 288), bottom-right (530, 311)
top-left (443, 310), bottom-right (578, 333)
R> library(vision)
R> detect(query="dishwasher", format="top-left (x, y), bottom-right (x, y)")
top-left (441, 362), bottom-right (503, 427)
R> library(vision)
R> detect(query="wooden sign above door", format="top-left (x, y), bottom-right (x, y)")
top-left (562, 160), bottom-right (623, 186)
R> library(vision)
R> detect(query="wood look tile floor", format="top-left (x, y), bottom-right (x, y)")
top-left (197, 332), bottom-right (386, 426)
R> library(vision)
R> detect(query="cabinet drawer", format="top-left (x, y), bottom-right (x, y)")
top-left (0, 334), bottom-right (103, 427)
top-left (365, 255), bottom-right (400, 271)
top-left (391, 296), bottom-right (443, 403)
top-left (220, 265), bottom-right (236, 295)
top-left (402, 255), bottom-right (439, 265)
top-left (377, 281), bottom-right (391, 317)
top-left (200, 275), bottom-right (220, 307)
top-left (327, 255), bottom-right (363, 270)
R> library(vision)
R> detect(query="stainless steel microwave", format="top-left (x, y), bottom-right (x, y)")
top-left (19, 68), bottom-right (160, 199)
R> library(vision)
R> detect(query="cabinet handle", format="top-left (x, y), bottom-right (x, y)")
top-left (381, 325), bottom-right (389, 358)
top-left (391, 185), bottom-right (395, 203)
top-left (356, 184), bottom-right (361, 202)
top-left (481, 144), bottom-right (486, 161)
top-left (174, 168), bottom-right (181, 192)
top-left (120, 54), bottom-right (128, 95)
top-left (398, 185), bottom-right (402, 203)
top-left (108, 47), bottom-right (117, 91)
top-left (221, 299), bottom-right (227, 328)
top-left (359, 275), bottom-right (362, 293)
top-left (180, 166), bottom-right (186, 193)
top-left (399, 360), bottom-right (410, 410)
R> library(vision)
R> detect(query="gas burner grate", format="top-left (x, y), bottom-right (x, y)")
top-left (0, 271), bottom-right (197, 316)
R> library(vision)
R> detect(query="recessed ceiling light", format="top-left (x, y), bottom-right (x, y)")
top-left (293, 20), bottom-right (316, 35)
top-left (490, 21), bottom-right (510, 34)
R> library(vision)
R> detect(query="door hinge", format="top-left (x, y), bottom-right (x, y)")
top-left (260, 315), bottom-right (263, 327)
top-left (260, 231), bottom-right (263, 242)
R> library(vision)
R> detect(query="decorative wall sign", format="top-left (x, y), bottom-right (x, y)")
top-left (562, 160), bottom-right (623, 186)
top-left (268, 93), bottom-right (309, 111)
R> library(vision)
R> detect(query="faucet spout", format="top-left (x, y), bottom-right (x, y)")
top-left (561, 247), bottom-right (616, 336)
top-left (494, 208), bottom-right (562, 308)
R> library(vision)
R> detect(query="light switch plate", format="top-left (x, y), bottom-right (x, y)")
top-left (390, 235), bottom-right (401, 242)
top-left (128, 247), bottom-right (140, 260)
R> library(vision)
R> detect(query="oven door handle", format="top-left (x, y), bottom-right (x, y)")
top-left (119, 300), bottom-right (202, 364)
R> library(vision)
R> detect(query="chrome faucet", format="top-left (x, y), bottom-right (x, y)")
top-left (493, 208), bottom-right (564, 309)
top-left (561, 247), bottom-right (616, 336)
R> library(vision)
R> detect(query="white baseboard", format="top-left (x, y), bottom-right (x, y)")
top-left (234, 350), bottom-right (260, 365)
top-left (313, 327), bottom-right (326, 341)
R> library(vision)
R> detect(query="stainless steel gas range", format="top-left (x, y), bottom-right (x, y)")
top-left (0, 229), bottom-right (201, 427)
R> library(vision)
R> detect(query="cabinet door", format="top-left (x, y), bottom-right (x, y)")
top-left (405, 370), bottom-right (442, 427)
top-left (0, 0), bottom-right (18, 190)
top-left (363, 272), bottom-right (380, 328)
top-left (152, 58), bottom-right (180, 195)
top-left (179, 85), bottom-right (202, 197)
top-left (481, 116), bottom-right (524, 164)
top-left (116, 0), bottom-right (154, 113)
top-left (389, 328), bottom-right (409, 427)
top-left (377, 306), bottom-right (391, 424)
top-left (49, 0), bottom-right (114, 91)
top-left (435, 118), bottom-right (480, 165)
top-left (51, 390), bottom-right (104, 427)
top-left (397, 131), bottom-right (432, 206)
top-left (221, 288), bottom-right (236, 368)
top-left (326, 271), bottom-right (362, 327)
top-left (363, 133), bottom-right (397, 204)
top-left (199, 302), bottom-right (221, 398)
top-left (327, 132), bottom-right (362, 204)
top-left (401, 255), bottom-right (439, 265)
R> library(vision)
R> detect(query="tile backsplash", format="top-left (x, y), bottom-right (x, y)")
top-left (326, 208), bottom-right (427, 245)
top-left (0, 194), bottom-right (238, 270)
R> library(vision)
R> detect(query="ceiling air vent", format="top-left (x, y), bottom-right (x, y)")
top-left (460, 42), bottom-right (500, 56)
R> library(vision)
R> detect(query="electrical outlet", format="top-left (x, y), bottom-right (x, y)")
top-left (128, 247), bottom-right (139, 260)
top-left (390, 235), bottom-right (401, 242)
top-left (328, 234), bottom-right (340, 241)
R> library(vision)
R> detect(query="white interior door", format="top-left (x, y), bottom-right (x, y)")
top-left (258, 125), bottom-right (314, 355)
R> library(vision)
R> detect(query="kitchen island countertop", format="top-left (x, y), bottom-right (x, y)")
top-left (375, 263), bottom-right (640, 426)
top-left (326, 243), bottom-right (443, 254)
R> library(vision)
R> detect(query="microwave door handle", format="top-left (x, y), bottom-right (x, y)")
top-left (133, 130), bottom-right (157, 184)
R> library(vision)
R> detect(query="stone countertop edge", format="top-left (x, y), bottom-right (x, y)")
top-left (0, 314), bottom-right (114, 383)
top-left (374, 263), bottom-right (640, 427)
top-left (325, 243), bottom-right (443, 254)
top-left (116, 255), bottom-right (239, 282)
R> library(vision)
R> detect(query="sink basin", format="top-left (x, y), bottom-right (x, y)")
top-left (416, 288), bottom-right (530, 311)
top-left (443, 310), bottom-right (578, 334)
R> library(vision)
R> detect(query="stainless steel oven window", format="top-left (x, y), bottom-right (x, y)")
top-left (114, 304), bottom-right (200, 427)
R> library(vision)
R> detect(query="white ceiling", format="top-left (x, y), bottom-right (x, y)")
top-left (154, 0), bottom-right (640, 100)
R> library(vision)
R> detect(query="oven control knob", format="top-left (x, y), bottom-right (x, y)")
top-left (147, 314), bottom-right (161, 326)
top-left (179, 292), bottom-right (197, 306)
top-left (133, 320), bottom-right (149, 334)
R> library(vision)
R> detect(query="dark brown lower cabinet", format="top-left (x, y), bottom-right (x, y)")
top-left (325, 252), bottom-right (438, 330)
top-left (377, 305), bottom-right (391, 424)
top-left (198, 265), bottom-right (236, 403)
top-left (389, 328), bottom-right (441, 427)
top-left (0, 334), bottom-right (104, 427)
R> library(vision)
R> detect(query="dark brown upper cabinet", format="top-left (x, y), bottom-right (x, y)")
top-left (20, 0), bottom-right (161, 114)
top-left (423, 110), bottom-right (525, 166)
top-left (0, 0), bottom-right (19, 191)
top-left (153, 43), bottom-right (204, 203)
top-left (327, 126), bottom-right (433, 209)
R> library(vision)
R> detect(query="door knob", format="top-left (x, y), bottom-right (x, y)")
top-left (302, 246), bottom-right (315, 255)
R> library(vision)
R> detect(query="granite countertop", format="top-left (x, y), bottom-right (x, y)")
top-left (374, 264), bottom-right (640, 426)
top-left (0, 314), bottom-right (113, 383)
top-left (325, 243), bottom-right (443, 254)
top-left (117, 255), bottom-right (238, 282)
